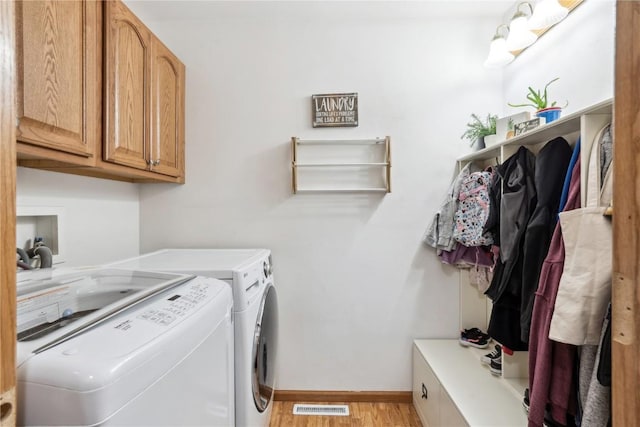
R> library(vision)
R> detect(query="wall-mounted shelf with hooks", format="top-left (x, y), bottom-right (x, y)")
top-left (412, 99), bottom-right (613, 427)
top-left (291, 136), bottom-right (391, 194)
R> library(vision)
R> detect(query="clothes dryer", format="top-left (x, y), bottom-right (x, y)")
top-left (108, 249), bottom-right (278, 427)
top-left (16, 268), bottom-right (234, 426)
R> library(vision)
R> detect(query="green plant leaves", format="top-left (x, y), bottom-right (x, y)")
top-left (461, 113), bottom-right (497, 146)
top-left (508, 77), bottom-right (564, 111)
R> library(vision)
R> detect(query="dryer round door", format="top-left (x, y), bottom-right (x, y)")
top-left (252, 284), bottom-right (278, 412)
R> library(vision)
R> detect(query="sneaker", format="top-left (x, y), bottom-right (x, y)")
top-left (459, 336), bottom-right (490, 348)
top-left (461, 327), bottom-right (482, 336)
top-left (460, 328), bottom-right (490, 341)
top-left (523, 388), bottom-right (530, 413)
top-left (459, 328), bottom-right (491, 348)
top-left (481, 344), bottom-right (502, 365)
top-left (489, 358), bottom-right (502, 376)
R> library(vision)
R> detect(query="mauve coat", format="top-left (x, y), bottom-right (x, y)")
top-left (527, 155), bottom-right (581, 427)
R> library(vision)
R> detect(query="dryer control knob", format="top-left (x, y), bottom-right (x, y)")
top-left (263, 261), bottom-right (273, 278)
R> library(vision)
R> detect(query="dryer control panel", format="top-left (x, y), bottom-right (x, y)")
top-left (232, 254), bottom-right (272, 309)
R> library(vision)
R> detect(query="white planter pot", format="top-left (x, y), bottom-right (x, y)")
top-left (484, 134), bottom-right (501, 147)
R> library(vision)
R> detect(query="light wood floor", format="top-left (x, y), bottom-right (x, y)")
top-left (270, 401), bottom-right (423, 427)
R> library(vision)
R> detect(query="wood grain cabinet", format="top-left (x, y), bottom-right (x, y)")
top-left (149, 38), bottom-right (185, 178)
top-left (103, 0), bottom-right (185, 181)
top-left (15, 0), bottom-right (101, 165)
top-left (16, 0), bottom-right (185, 183)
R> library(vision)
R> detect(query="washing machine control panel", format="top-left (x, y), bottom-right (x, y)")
top-left (135, 278), bottom-right (215, 327)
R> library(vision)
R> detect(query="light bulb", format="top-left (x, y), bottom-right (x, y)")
top-left (484, 37), bottom-right (515, 68)
top-left (529, 0), bottom-right (569, 30)
top-left (506, 13), bottom-right (538, 51)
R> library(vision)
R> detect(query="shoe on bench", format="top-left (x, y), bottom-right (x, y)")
top-left (481, 344), bottom-right (502, 365)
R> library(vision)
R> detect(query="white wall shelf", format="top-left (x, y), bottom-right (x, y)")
top-left (459, 96), bottom-right (613, 380)
top-left (295, 162), bottom-right (388, 167)
top-left (291, 136), bottom-right (391, 194)
top-left (457, 99), bottom-right (612, 165)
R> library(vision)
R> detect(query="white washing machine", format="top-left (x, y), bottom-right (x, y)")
top-left (16, 267), bottom-right (234, 426)
top-left (108, 249), bottom-right (278, 427)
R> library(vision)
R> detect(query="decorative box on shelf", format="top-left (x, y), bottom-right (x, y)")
top-left (496, 112), bottom-right (531, 142)
top-left (514, 117), bottom-right (546, 136)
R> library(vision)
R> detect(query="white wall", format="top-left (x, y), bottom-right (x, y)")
top-left (129, 1), bottom-right (505, 391)
top-left (16, 168), bottom-right (140, 266)
top-left (503, 0), bottom-right (615, 116)
top-left (13, 0), bottom-right (615, 392)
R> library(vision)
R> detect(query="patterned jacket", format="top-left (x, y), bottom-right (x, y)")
top-left (423, 162), bottom-right (480, 252)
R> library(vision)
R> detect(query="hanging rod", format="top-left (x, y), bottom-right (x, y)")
top-left (293, 162), bottom-right (389, 167)
top-left (295, 188), bottom-right (389, 193)
top-left (295, 137), bottom-right (387, 145)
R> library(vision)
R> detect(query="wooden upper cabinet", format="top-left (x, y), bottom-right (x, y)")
top-left (103, 0), bottom-right (150, 171)
top-left (17, 0), bottom-right (185, 183)
top-left (16, 0), bottom-right (101, 162)
top-left (150, 38), bottom-right (185, 178)
top-left (104, 0), bottom-right (185, 180)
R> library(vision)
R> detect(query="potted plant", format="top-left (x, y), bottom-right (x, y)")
top-left (461, 113), bottom-right (498, 150)
top-left (508, 77), bottom-right (567, 123)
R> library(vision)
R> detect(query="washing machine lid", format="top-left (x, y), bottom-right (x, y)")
top-left (106, 248), bottom-right (269, 279)
top-left (16, 268), bottom-right (194, 360)
top-left (18, 276), bottom-right (233, 426)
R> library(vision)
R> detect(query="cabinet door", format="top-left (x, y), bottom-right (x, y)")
top-left (413, 346), bottom-right (441, 427)
top-left (103, 0), bottom-right (150, 171)
top-left (440, 389), bottom-right (468, 427)
top-left (16, 0), bottom-right (100, 159)
top-left (1, 2), bottom-right (17, 424)
top-left (150, 38), bottom-right (184, 178)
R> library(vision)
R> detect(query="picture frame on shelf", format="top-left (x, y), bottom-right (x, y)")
top-left (514, 117), bottom-right (546, 136)
top-left (497, 112), bottom-right (530, 140)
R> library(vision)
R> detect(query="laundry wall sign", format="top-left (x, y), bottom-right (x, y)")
top-left (312, 93), bottom-right (358, 128)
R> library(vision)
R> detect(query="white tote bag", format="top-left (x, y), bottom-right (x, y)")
top-left (549, 125), bottom-right (613, 346)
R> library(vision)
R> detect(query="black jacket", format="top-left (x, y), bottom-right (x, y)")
top-left (486, 146), bottom-right (536, 351)
top-left (520, 137), bottom-right (572, 342)
top-left (485, 146), bottom-right (536, 302)
top-left (486, 140), bottom-right (573, 349)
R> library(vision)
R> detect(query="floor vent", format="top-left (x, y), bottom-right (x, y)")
top-left (292, 404), bottom-right (350, 416)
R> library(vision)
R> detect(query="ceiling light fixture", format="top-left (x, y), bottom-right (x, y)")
top-left (506, 2), bottom-right (538, 51)
top-left (484, 25), bottom-right (514, 68)
top-left (528, 0), bottom-right (569, 30)
top-left (483, 0), bottom-right (583, 68)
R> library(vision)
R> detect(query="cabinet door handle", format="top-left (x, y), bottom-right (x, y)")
top-left (421, 383), bottom-right (428, 400)
top-left (152, 160), bottom-right (161, 166)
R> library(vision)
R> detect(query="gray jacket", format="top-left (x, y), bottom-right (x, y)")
top-left (423, 162), bottom-right (480, 252)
